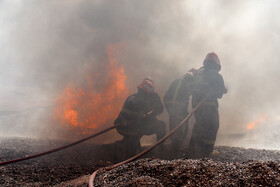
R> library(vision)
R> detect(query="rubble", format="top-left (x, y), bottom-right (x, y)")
top-left (93, 158), bottom-right (280, 186)
top-left (0, 137), bottom-right (280, 186)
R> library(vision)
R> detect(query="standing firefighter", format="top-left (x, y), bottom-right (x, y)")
top-left (114, 77), bottom-right (166, 158)
top-left (189, 52), bottom-right (227, 158)
top-left (163, 70), bottom-right (195, 151)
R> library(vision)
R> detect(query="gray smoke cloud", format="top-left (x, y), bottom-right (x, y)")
top-left (0, 0), bottom-right (280, 148)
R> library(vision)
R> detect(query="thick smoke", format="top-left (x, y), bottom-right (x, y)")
top-left (0, 0), bottom-right (280, 148)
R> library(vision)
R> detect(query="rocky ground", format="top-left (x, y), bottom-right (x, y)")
top-left (93, 158), bottom-right (280, 186)
top-left (0, 137), bottom-right (280, 186)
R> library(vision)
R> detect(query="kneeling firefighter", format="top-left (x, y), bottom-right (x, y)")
top-left (114, 77), bottom-right (166, 158)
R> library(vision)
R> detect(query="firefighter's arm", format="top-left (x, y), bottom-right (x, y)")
top-left (215, 74), bottom-right (226, 99)
top-left (152, 93), bottom-right (164, 116)
top-left (114, 95), bottom-right (138, 126)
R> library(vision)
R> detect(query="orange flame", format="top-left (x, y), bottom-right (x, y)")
top-left (53, 43), bottom-right (129, 133)
top-left (246, 114), bottom-right (268, 130)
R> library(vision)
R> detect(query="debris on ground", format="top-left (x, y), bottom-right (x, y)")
top-left (93, 158), bottom-right (280, 186)
top-left (1, 137), bottom-right (280, 186)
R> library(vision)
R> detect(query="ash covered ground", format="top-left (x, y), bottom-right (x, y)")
top-left (0, 137), bottom-right (280, 186)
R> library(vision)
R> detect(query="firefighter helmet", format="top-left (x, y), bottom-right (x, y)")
top-left (143, 76), bottom-right (153, 83)
top-left (203, 52), bottom-right (221, 71)
top-left (138, 79), bottom-right (154, 95)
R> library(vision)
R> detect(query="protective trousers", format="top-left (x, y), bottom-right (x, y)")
top-left (189, 105), bottom-right (219, 158)
top-left (169, 113), bottom-right (188, 150)
top-left (121, 135), bottom-right (142, 158)
top-left (121, 118), bottom-right (166, 158)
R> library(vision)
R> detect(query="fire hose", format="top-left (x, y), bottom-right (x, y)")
top-left (0, 111), bottom-right (154, 166)
top-left (0, 124), bottom-right (121, 166)
top-left (88, 98), bottom-right (205, 187)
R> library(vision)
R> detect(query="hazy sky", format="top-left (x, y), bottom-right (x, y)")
top-left (0, 0), bottom-right (280, 148)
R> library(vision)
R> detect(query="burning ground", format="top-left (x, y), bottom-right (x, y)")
top-left (1, 137), bottom-right (280, 186)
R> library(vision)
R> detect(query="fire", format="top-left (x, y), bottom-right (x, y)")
top-left (246, 114), bottom-right (268, 130)
top-left (53, 43), bottom-right (129, 133)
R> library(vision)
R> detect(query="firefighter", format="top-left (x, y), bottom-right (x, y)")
top-left (163, 70), bottom-right (195, 151)
top-left (114, 77), bottom-right (166, 158)
top-left (188, 52), bottom-right (227, 158)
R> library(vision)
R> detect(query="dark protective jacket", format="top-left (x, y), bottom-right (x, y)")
top-left (115, 88), bottom-right (164, 136)
top-left (192, 67), bottom-right (226, 108)
top-left (163, 73), bottom-right (193, 115)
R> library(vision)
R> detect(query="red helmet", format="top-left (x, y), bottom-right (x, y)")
top-left (138, 79), bottom-right (154, 95)
top-left (203, 52), bottom-right (221, 71)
